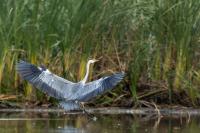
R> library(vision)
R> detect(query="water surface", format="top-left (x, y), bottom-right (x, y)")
top-left (0, 109), bottom-right (200, 133)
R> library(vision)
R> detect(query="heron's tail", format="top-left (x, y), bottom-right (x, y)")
top-left (59, 101), bottom-right (80, 111)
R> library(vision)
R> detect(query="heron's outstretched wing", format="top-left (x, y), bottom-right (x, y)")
top-left (75, 72), bottom-right (125, 101)
top-left (16, 60), bottom-right (75, 99)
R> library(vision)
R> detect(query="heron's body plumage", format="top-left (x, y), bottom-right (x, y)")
top-left (16, 60), bottom-right (125, 111)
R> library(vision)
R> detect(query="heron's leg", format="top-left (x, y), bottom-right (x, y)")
top-left (78, 101), bottom-right (97, 120)
top-left (80, 102), bottom-right (85, 108)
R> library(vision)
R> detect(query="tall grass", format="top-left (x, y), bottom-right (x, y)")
top-left (129, 0), bottom-right (200, 105)
top-left (0, 0), bottom-right (200, 106)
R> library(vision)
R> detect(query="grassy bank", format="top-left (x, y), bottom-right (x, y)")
top-left (0, 0), bottom-right (200, 107)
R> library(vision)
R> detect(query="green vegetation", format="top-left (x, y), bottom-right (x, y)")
top-left (0, 0), bottom-right (200, 107)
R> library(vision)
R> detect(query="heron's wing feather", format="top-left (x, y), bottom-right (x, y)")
top-left (76, 72), bottom-right (125, 101)
top-left (16, 60), bottom-right (74, 99)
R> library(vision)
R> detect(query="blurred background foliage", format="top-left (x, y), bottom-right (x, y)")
top-left (1, 0), bottom-right (200, 107)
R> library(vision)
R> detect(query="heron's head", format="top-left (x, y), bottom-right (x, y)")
top-left (88, 59), bottom-right (99, 64)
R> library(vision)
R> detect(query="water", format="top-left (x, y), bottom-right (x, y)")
top-left (0, 109), bottom-right (200, 133)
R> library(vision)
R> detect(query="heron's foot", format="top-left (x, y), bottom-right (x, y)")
top-left (78, 102), bottom-right (97, 121)
top-left (83, 109), bottom-right (97, 121)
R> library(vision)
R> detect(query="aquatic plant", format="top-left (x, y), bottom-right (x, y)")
top-left (0, 0), bottom-right (200, 107)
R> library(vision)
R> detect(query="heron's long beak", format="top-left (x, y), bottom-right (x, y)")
top-left (93, 59), bottom-right (99, 62)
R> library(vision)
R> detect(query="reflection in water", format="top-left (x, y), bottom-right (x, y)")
top-left (0, 111), bottom-right (200, 133)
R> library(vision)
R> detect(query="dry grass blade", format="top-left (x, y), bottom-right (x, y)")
top-left (0, 95), bottom-right (17, 100)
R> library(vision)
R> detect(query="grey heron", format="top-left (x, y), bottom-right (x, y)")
top-left (16, 59), bottom-right (125, 111)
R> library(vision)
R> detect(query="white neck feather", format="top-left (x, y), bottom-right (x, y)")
top-left (81, 61), bottom-right (91, 84)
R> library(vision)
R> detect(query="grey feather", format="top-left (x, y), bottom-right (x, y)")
top-left (16, 60), bottom-right (125, 111)
top-left (16, 60), bottom-right (75, 99)
top-left (74, 72), bottom-right (125, 101)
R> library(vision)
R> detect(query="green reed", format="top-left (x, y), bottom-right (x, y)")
top-left (0, 0), bottom-right (200, 106)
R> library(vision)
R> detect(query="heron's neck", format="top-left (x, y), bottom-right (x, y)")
top-left (81, 61), bottom-right (91, 84)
